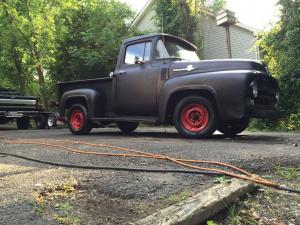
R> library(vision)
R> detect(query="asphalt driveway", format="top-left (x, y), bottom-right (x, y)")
top-left (0, 127), bottom-right (299, 224)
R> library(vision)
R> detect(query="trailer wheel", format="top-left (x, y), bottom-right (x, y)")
top-left (35, 115), bottom-right (47, 129)
top-left (16, 117), bottom-right (30, 130)
top-left (173, 96), bottom-right (217, 138)
top-left (68, 104), bottom-right (92, 135)
top-left (47, 113), bottom-right (57, 128)
top-left (218, 119), bottom-right (249, 137)
top-left (117, 122), bottom-right (139, 133)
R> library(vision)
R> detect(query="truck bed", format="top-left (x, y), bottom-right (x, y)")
top-left (58, 77), bottom-right (113, 111)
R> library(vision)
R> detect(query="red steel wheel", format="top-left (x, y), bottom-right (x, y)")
top-left (174, 96), bottom-right (217, 138)
top-left (70, 110), bottom-right (84, 130)
top-left (68, 104), bottom-right (92, 135)
top-left (180, 104), bottom-right (209, 132)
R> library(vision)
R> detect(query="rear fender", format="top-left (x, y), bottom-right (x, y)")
top-left (59, 89), bottom-right (105, 118)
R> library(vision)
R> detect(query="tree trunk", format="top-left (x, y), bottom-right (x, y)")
top-left (35, 64), bottom-right (49, 110)
top-left (11, 36), bottom-right (26, 95)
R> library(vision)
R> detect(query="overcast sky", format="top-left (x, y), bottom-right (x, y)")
top-left (121, 0), bottom-right (280, 30)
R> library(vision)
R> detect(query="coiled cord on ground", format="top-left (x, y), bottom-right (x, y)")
top-left (0, 136), bottom-right (299, 194)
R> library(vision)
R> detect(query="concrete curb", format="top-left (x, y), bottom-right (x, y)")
top-left (137, 179), bottom-right (257, 225)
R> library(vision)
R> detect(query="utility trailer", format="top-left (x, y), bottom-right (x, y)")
top-left (0, 88), bottom-right (56, 129)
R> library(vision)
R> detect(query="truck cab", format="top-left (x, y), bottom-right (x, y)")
top-left (58, 33), bottom-right (280, 138)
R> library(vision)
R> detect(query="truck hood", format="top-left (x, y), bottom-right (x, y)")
top-left (169, 59), bottom-right (268, 77)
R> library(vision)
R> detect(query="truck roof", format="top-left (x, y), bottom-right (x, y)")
top-left (122, 33), bottom-right (197, 50)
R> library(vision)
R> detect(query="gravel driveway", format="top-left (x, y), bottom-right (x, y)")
top-left (0, 126), bottom-right (299, 224)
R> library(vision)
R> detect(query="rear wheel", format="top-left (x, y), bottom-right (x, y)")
top-left (218, 118), bottom-right (249, 137)
top-left (173, 96), bottom-right (217, 138)
top-left (67, 104), bottom-right (92, 135)
top-left (16, 117), bottom-right (30, 129)
top-left (47, 113), bottom-right (57, 128)
top-left (117, 122), bottom-right (139, 133)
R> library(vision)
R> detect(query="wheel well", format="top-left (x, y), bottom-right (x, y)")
top-left (64, 97), bottom-right (88, 116)
top-left (165, 89), bottom-right (219, 124)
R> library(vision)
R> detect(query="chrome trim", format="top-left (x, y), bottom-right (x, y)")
top-left (173, 65), bottom-right (196, 72)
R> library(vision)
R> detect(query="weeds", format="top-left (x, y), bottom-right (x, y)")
top-left (31, 179), bottom-right (80, 225)
top-left (168, 191), bottom-right (190, 204)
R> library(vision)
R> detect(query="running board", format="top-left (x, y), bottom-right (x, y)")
top-left (92, 116), bottom-right (159, 124)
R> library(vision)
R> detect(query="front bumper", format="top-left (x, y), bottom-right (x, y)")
top-left (249, 108), bottom-right (284, 119)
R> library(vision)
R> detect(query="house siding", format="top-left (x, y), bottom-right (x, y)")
top-left (136, 4), bottom-right (158, 32)
top-left (199, 15), bottom-right (228, 59)
top-left (230, 25), bottom-right (257, 59)
top-left (134, 4), bottom-right (258, 60)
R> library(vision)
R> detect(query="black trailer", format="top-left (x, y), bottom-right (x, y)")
top-left (0, 88), bottom-right (56, 129)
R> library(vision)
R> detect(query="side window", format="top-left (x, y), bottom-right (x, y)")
top-left (124, 42), bottom-right (152, 64)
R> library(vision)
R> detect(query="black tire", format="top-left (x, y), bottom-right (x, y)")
top-left (67, 104), bottom-right (92, 135)
top-left (117, 122), bottom-right (139, 133)
top-left (218, 118), bottom-right (249, 137)
top-left (16, 117), bottom-right (30, 129)
top-left (47, 113), bottom-right (57, 128)
top-left (173, 96), bottom-right (217, 138)
top-left (35, 115), bottom-right (47, 129)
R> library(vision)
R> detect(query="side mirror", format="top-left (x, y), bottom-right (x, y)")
top-left (134, 57), bottom-right (144, 65)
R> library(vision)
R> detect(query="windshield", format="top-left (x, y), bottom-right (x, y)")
top-left (155, 39), bottom-right (199, 61)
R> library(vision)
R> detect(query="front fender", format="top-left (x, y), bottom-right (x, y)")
top-left (158, 71), bottom-right (252, 123)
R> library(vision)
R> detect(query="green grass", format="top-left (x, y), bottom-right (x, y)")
top-left (168, 191), bottom-right (190, 204)
top-left (274, 165), bottom-right (300, 180)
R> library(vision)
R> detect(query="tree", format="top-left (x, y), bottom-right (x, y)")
top-left (257, 0), bottom-right (300, 130)
top-left (50, 0), bottom-right (136, 82)
top-left (154, 0), bottom-right (226, 57)
top-left (0, 0), bottom-right (76, 109)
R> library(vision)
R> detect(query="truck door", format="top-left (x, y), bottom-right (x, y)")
top-left (114, 41), bottom-right (158, 116)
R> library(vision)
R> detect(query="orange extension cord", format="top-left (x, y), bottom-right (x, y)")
top-left (0, 135), bottom-right (280, 188)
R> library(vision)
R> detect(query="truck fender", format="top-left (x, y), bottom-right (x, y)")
top-left (158, 85), bottom-right (219, 123)
top-left (59, 88), bottom-right (105, 118)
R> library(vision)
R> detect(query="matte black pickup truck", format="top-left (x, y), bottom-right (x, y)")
top-left (58, 33), bottom-right (280, 138)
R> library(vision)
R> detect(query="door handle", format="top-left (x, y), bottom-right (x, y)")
top-left (114, 71), bottom-right (127, 76)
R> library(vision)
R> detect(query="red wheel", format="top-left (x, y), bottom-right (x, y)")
top-left (68, 104), bottom-right (92, 135)
top-left (174, 96), bottom-right (217, 138)
top-left (180, 104), bottom-right (209, 132)
top-left (70, 110), bottom-right (84, 130)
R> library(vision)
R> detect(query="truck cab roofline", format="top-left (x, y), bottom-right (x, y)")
top-left (122, 33), bottom-right (197, 50)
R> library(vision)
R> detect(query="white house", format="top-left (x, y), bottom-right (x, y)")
top-left (132, 0), bottom-right (260, 60)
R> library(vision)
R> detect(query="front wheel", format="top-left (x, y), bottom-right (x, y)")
top-left (218, 119), bottom-right (249, 137)
top-left (67, 104), bottom-right (92, 135)
top-left (117, 122), bottom-right (139, 133)
top-left (173, 96), bottom-right (217, 138)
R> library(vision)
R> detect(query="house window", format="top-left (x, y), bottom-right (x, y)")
top-left (125, 42), bottom-right (152, 64)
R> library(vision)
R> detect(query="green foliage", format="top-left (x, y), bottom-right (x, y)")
top-left (51, 0), bottom-right (136, 82)
top-left (154, 0), bottom-right (203, 55)
top-left (206, 0), bottom-right (226, 13)
top-left (0, 0), bottom-right (135, 108)
top-left (207, 220), bottom-right (219, 225)
top-left (257, 0), bottom-right (300, 131)
top-left (154, 0), bottom-right (226, 57)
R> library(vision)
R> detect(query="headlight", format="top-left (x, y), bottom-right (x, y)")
top-left (251, 81), bottom-right (258, 98)
top-left (275, 91), bottom-right (280, 101)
